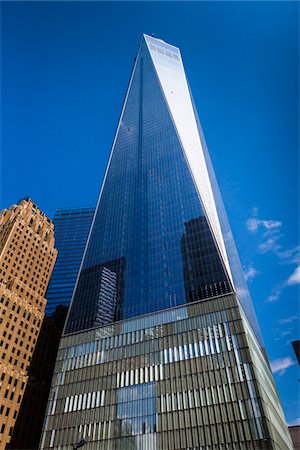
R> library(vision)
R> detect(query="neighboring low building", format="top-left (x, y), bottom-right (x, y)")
top-left (0, 198), bottom-right (57, 449)
top-left (289, 425), bottom-right (300, 450)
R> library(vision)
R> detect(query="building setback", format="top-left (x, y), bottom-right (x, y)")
top-left (0, 198), bottom-right (57, 450)
top-left (40, 35), bottom-right (293, 450)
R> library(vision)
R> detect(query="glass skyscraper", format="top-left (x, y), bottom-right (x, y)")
top-left (40, 35), bottom-right (292, 450)
top-left (45, 207), bottom-right (95, 316)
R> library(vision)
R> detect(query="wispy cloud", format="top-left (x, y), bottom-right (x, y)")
top-left (247, 211), bottom-right (299, 264)
top-left (278, 314), bottom-right (299, 324)
top-left (288, 418), bottom-right (300, 427)
top-left (244, 266), bottom-right (260, 282)
top-left (246, 209), bottom-right (299, 302)
top-left (278, 245), bottom-right (300, 265)
top-left (281, 330), bottom-right (292, 337)
top-left (286, 266), bottom-right (300, 286)
top-left (258, 237), bottom-right (281, 254)
top-left (267, 286), bottom-right (282, 303)
top-left (267, 268), bottom-right (300, 302)
top-left (270, 356), bottom-right (296, 375)
top-left (246, 209), bottom-right (283, 255)
top-left (246, 217), bottom-right (282, 234)
top-left (273, 328), bottom-right (293, 342)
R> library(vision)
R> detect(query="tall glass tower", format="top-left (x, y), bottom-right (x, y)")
top-left (40, 35), bottom-right (292, 450)
top-left (45, 207), bottom-right (95, 316)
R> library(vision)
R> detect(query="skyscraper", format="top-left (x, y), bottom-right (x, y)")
top-left (45, 207), bottom-right (95, 316)
top-left (40, 35), bottom-right (293, 450)
top-left (0, 198), bottom-right (57, 450)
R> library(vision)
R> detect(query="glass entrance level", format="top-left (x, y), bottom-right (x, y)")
top-left (41, 295), bottom-right (292, 450)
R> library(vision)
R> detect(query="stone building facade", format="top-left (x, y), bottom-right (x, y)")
top-left (0, 198), bottom-right (57, 449)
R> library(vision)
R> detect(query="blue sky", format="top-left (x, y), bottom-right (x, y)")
top-left (1, 2), bottom-right (299, 425)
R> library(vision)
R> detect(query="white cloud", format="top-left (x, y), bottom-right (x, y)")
top-left (247, 209), bottom-right (299, 303)
top-left (246, 218), bottom-right (260, 233)
top-left (270, 356), bottom-right (296, 375)
top-left (244, 266), bottom-right (260, 281)
top-left (267, 286), bottom-right (282, 302)
top-left (261, 219), bottom-right (282, 231)
top-left (278, 314), bottom-right (299, 324)
top-left (267, 267), bottom-right (300, 302)
top-left (247, 213), bottom-right (299, 263)
top-left (286, 266), bottom-right (300, 286)
top-left (273, 323), bottom-right (297, 342)
top-left (288, 418), bottom-right (300, 427)
top-left (281, 330), bottom-right (292, 337)
top-left (246, 217), bottom-right (282, 234)
top-left (246, 212), bottom-right (283, 256)
top-left (278, 245), bottom-right (300, 265)
top-left (258, 237), bottom-right (281, 254)
top-left (246, 210), bottom-right (300, 263)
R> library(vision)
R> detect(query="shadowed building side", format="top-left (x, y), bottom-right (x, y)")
top-left (8, 305), bottom-right (68, 449)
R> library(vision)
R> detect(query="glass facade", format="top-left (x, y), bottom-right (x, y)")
top-left (40, 35), bottom-right (293, 449)
top-left (41, 296), bottom-right (292, 450)
top-left (46, 207), bottom-right (95, 316)
top-left (65, 35), bottom-right (235, 335)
